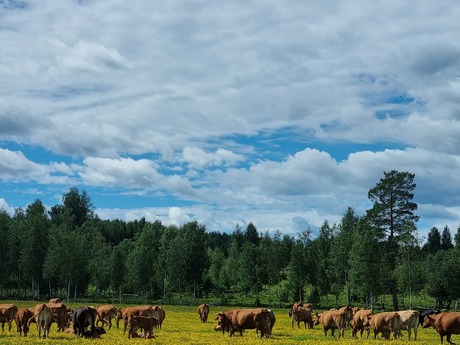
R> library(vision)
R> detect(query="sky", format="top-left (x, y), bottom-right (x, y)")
top-left (1, 0), bottom-right (460, 240)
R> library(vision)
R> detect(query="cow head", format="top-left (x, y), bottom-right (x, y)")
top-left (314, 313), bottom-right (321, 326)
top-left (422, 315), bottom-right (435, 328)
top-left (362, 314), bottom-right (373, 328)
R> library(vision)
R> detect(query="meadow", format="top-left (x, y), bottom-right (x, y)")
top-left (0, 301), bottom-right (444, 345)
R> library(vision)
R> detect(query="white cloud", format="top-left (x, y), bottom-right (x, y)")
top-left (1, 0), bottom-right (460, 236)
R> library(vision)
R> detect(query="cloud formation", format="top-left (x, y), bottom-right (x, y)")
top-left (1, 0), bottom-right (460, 238)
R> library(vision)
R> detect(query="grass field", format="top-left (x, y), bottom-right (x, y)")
top-left (0, 301), bottom-right (444, 344)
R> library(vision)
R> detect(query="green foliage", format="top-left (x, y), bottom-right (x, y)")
top-left (1, 179), bottom-right (460, 309)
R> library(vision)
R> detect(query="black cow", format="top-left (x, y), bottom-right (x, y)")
top-left (418, 309), bottom-right (441, 325)
top-left (72, 307), bottom-right (98, 338)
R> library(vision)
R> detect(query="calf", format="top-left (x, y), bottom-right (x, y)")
top-left (0, 304), bottom-right (18, 332)
top-left (423, 312), bottom-right (460, 345)
top-left (314, 309), bottom-right (347, 338)
top-left (120, 305), bottom-right (154, 334)
top-left (215, 309), bottom-right (238, 335)
top-left (127, 315), bottom-right (158, 339)
top-left (48, 298), bottom-right (61, 303)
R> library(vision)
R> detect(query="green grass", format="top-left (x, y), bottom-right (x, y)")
top-left (0, 301), bottom-right (444, 344)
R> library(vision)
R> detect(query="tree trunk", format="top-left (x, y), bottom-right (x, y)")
top-left (277, 277), bottom-right (282, 308)
top-left (392, 284), bottom-right (399, 311)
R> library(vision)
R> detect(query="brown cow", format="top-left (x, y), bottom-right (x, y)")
top-left (16, 308), bottom-right (33, 336)
top-left (46, 303), bottom-right (68, 332)
top-left (120, 305), bottom-right (154, 334)
top-left (314, 309), bottom-right (347, 338)
top-left (152, 305), bottom-right (166, 329)
top-left (352, 309), bottom-right (373, 337)
top-left (28, 304), bottom-right (54, 339)
top-left (423, 312), bottom-right (460, 345)
top-left (96, 305), bottom-right (118, 330)
top-left (397, 309), bottom-right (420, 340)
top-left (0, 304), bottom-right (18, 332)
top-left (230, 308), bottom-right (271, 338)
top-left (48, 298), bottom-right (61, 303)
top-left (288, 302), bottom-right (312, 318)
top-left (215, 309), bottom-right (238, 335)
top-left (364, 311), bottom-right (401, 340)
top-left (127, 315), bottom-right (159, 339)
top-left (198, 303), bottom-right (210, 323)
top-left (291, 306), bottom-right (313, 329)
top-left (338, 306), bottom-right (354, 328)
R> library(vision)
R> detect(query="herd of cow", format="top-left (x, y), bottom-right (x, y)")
top-left (0, 298), bottom-right (166, 340)
top-left (2, 299), bottom-right (460, 343)
top-left (212, 302), bottom-right (460, 344)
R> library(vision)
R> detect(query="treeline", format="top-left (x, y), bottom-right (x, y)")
top-left (1, 171), bottom-right (460, 310)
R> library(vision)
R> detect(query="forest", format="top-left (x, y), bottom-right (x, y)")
top-left (1, 170), bottom-right (459, 311)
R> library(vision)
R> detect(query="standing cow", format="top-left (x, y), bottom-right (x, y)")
top-left (72, 306), bottom-right (98, 338)
top-left (314, 309), bottom-right (347, 338)
top-left (198, 303), bottom-right (210, 323)
top-left (96, 305), bottom-right (117, 330)
top-left (423, 312), bottom-right (460, 345)
top-left (291, 306), bottom-right (313, 329)
top-left (230, 308), bottom-right (271, 338)
top-left (28, 304), bottom-right (53, 339)
top-left (46, 303), bottom-right (68, 332)
top-left (152, 305), bottom-right (166, 329)
top-left (364, 311), bottom-right (401, 340)
top-left (352, 309), bottom-right (373, 338)
top-left (397, 310), bottom-right (420, 340)
top-left (0, 304), bottom-right (18, 332)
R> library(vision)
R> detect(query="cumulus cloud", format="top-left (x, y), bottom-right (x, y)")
top-left (1, 1), bottom-right (460, 235)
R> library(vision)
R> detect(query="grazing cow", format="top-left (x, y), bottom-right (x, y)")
top-left (352, 309), bottom-right (373, 338)
top-left (48, 298), bottom-right (61, 303)
top-left (27, 304), bottom-right (53, 339)
top-left (72, 306), bottom-right (98, 338)
top-left (120, 305), bottom-right (154, 334)
top-left (0, 304), bottom-right (18, 332)
top-left (397, 310), bottom-right (420, 340)
top-left (96, 305), bottom-right (118, 330)
top-left (364, 311), bottom-right (401, 340)
top-left (198, 303), bottom-right (210, 323)
top-left (314, 309), bottom-right (347, 338)
top-left (46, 303), bottom-right (68, 332)
top-left (291, 306), bottom-right (313, 329)
top-left (152, 305), bottom-right (166, 329)
top-left (230, 308), bottom-right (271, 338)
top-left (215, 309), bottom-right (238, 335)
top-left (423, 312), bottom-right (460, 345)
top-left (16, 308), bottom-right (33, 336)
top-left (127, 315), bottom-right (159, 339)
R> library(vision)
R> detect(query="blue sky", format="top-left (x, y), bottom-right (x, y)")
top-left (1, 1), bottom-right (460, 240)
